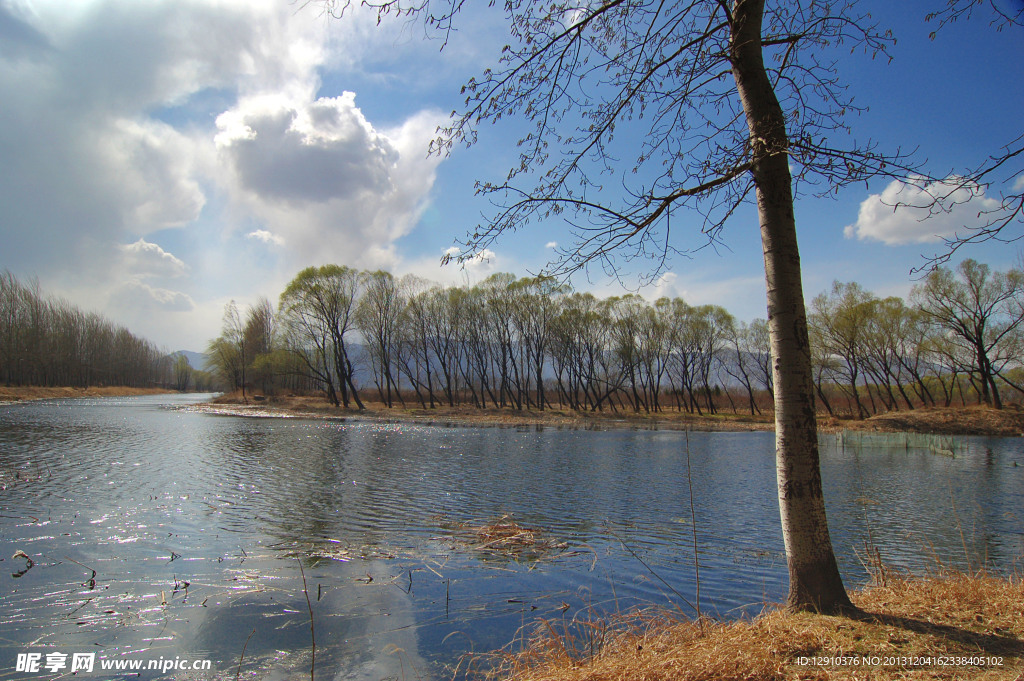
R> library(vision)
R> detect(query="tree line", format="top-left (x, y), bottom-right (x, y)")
top-left (0, 270), bottom-right (178, 389)
top-left (208, 259), bottom-right (1024, 416)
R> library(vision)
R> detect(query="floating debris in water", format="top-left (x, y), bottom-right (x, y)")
top-left (11, 549), bottom-right (34, 578)
top-left (438, 514), bottom-right (569, 562)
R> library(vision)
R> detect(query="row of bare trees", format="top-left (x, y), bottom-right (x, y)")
top-left (811, 259), bottom-right (1024, 415)
top-left (206, 266), bottom-right (773, 413)
top-left (0, 271), bottom-right (171, 388)
top-left (207, 259), bottom-right (1024, 415)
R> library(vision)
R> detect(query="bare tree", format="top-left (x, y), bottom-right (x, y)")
top-left (357, 270), bottom-right (406, 407)
top-left (279, 266), bottom-right (366, 409)
top-left (810, 282), bottom-right (876, 418)
top-left (316, 0), bottom-right (927, 611)
top-left (912, 259), bottom-right (1024, 409)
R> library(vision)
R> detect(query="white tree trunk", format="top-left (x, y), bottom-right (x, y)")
top-left (730, 0), bottom-right (852, 612)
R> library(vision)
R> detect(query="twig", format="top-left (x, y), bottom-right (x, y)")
top-left (684, 430), bottom-right (702, 624)
top-left (236, 627), bottom-right (256, 681)
top-left (62, 555), bottom-right (97, 584)
top-left (297, 558), bottom-right (315, 681)
top-left (603, 524), bottom-right (697, 615)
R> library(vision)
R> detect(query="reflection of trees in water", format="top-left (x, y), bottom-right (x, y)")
top-left (183, 558), bottom-right (429, 681)
top-left (200, 421), bottom-right (394, 553)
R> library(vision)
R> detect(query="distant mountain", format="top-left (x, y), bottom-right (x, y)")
top-left (170, 350), bottom-right (210, 371)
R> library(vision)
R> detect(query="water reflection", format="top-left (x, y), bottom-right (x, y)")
top-left (1, 394), bottom-right (1021, 679)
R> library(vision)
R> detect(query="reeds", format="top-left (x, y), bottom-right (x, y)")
top-left (469, 571), bottom-right (1023, 681)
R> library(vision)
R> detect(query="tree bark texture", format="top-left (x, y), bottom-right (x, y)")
top-left (730, 0), bottom-right (853, 613)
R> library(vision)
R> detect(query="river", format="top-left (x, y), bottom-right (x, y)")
top-left (1, 393), bottom-right (1021, 679)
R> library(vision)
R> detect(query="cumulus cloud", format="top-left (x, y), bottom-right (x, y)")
top-left (216, 91), bottom-right (445, 269)
top-left (110, 281), bottom-right (195, 313)
top-left (0, 0), bottom-right (325, 274)
top-left (844, 176), bottom-right (1001, 245)
top-left (407, 246), bottom-right (500, 284)
top-left (216, 92), bottom-right (395, 204)
top-left (440, 246), bottom-right (496, 268)
top-left (119, 239), bottom-right (188, 279)
top-left (247, 229), bottom-right (285, 246)
top-left (545, 241), bottom-right (558, 249)
top-left (0, 0), bottom-right (449, 349)
top-left (100, 119), bottom-right (206, 231)
top-left (458, 249), bottom-right (500, 281)
top-left (651, 271), bottom-right (680, 300)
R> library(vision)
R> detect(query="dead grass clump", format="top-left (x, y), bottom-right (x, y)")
top-left (476, 573), bottom-right (1023, 681)
top-left (441, 514), bottom-right (569, 561)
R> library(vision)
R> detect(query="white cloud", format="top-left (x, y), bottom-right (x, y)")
top-left (110, 281), bottom-right (195, 313)
top-left (99, 119), bottom-right (206, 231)
top-left (247, 229), bottom-right (285, 246)
top-left (215, 91), bottom-right (445, 270)
top-left (0, 0), bottom-right (453, 350)
top-left (439, 247), bottom-right (497, 270)
top-left (651, 271), bottom-right (680, 300)
top-left (111, 239), bottom-right (195, 320)
top-left (844, 176), bottom-right (1001, 245)
top-left (119, 239), bottom-right (189, 279)
top-left (0, 0), bottom-right (334, 276)
top-left (545, 241), bottom-right (558, 249)
top-left (215, 91), bottom-right (395, 204)
top-left (396, 246), bottom-right (504, 287)
top-left (466, 248), bottom-right (497, 265)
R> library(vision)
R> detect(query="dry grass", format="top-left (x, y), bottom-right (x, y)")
top-left (470, 573), bottom-right (1023, 681)
top-left (439, 514), bottom-right (570, 561)
top-left (820, 405), bottom-right (1024, 437)
top-left (0, 385), bottom-right (173, 402)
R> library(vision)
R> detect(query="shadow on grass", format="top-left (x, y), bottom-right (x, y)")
top-left (847, 607), bottom-right (1024, 657)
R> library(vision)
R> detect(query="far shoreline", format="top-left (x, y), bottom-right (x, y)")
top-left (4, 386), bottom-right (1021, 437)
top-left (0, 385), bottom-right (175, 405)
top-left (200, 392), bottom-right (1024, 438)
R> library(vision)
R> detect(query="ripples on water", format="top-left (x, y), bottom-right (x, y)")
top-left (1, 394), bottom-right (1022, 679)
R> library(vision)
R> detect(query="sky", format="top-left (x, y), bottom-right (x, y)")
top-left (1, 0), bottom-right (1021, 352)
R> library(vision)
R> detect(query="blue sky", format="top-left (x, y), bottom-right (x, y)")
top-left (0, 0), bottom-right (1021, 351)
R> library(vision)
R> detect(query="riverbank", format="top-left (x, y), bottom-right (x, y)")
top-left (487, 571), bottom-right (1023, 681)
top-left (205, 393), bottom-right (1024, 437)
top-left (0, 385), bottom-right (174, 403)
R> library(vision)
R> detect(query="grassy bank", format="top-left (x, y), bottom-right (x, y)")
top-left (0, 385), bottom-right (175, 403)
top-left (209, 392), bottom-right (1024, 437)
top-left (477, 572), bottom-right (1023, 681)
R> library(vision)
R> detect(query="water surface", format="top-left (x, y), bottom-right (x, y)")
top-left (1, 394), bottom-right (1021, 679)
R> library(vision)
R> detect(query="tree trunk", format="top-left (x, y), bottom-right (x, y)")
top-left (730, 0), bottom-right (852, 613)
